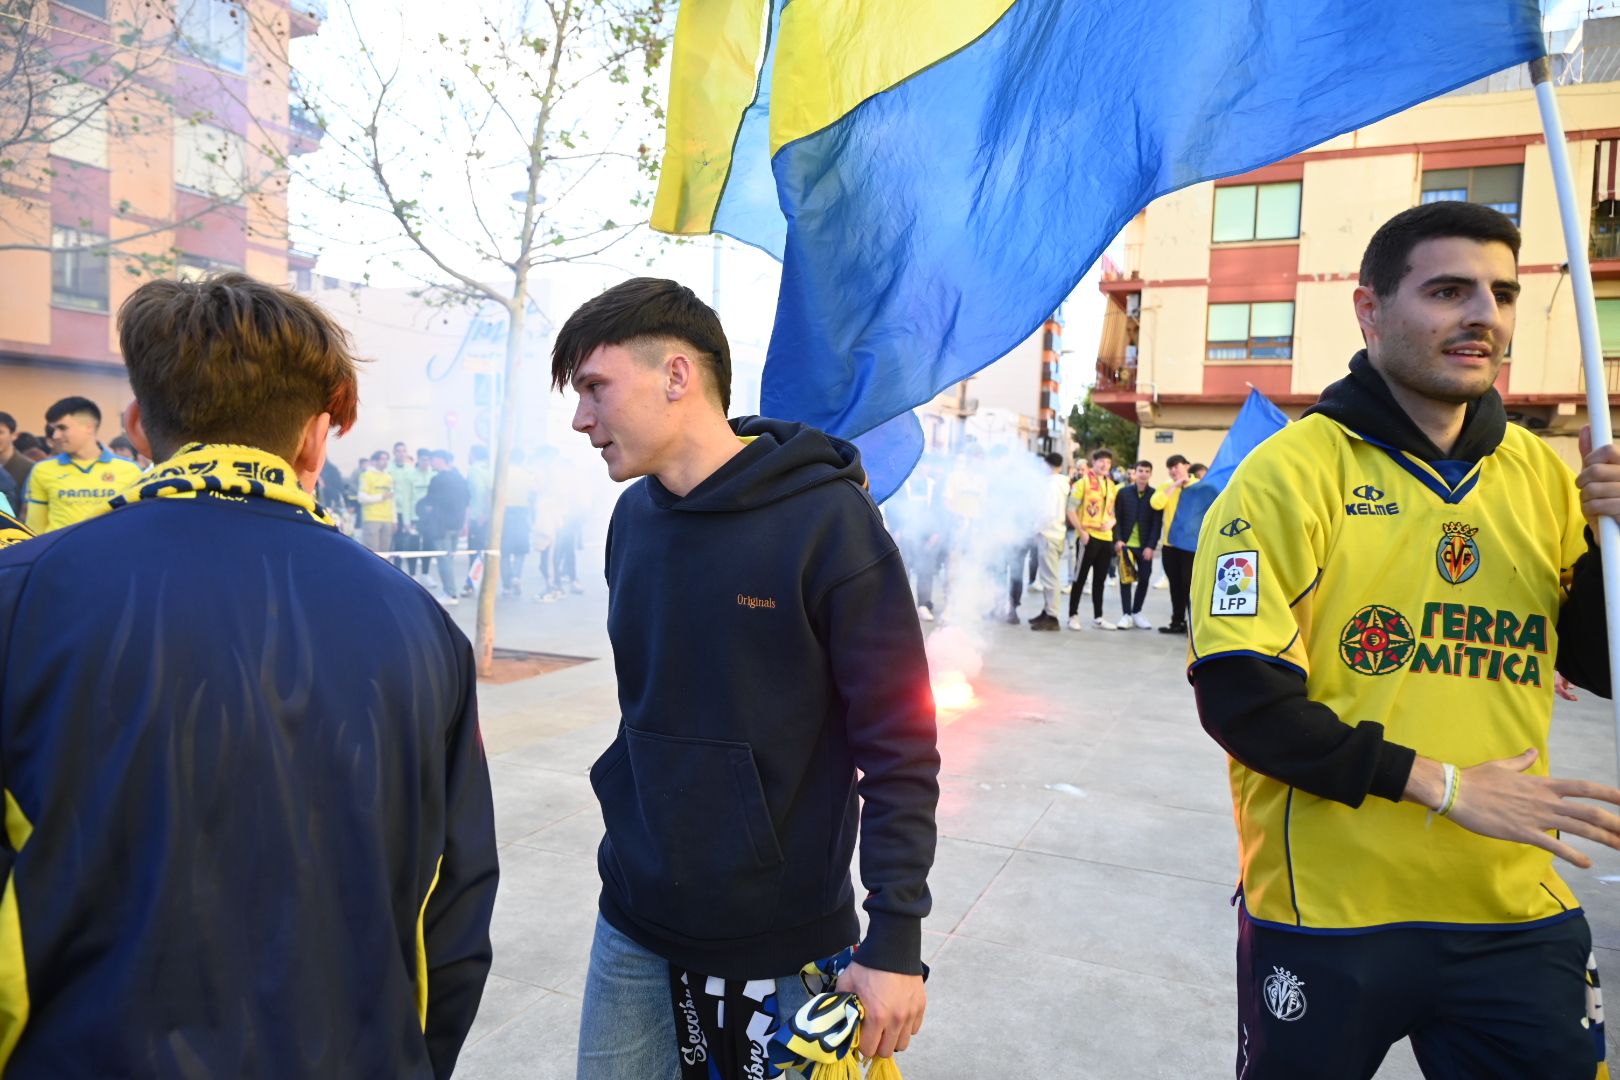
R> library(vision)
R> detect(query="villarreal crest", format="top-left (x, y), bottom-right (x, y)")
top-left (1436, 522), bottom-right (1480, 585)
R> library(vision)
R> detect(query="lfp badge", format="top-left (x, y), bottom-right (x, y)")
top-left (1211, 551), bottom-right (1259, 616)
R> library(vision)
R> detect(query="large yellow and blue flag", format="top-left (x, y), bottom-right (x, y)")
top-left (653, 0), bottom-right (1544, 500)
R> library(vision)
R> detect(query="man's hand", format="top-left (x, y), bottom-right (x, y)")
top-left (1576, 425), bottom-right (1620, 528)
top-left (1143, 547), bottom-right (1155, 561)
top-left (836, 963), bottom-right (926, 1059)
top-left (1113, 540), bottom-right (1125, 554)
top-left (1404, 749), bottom-right (1620, 868)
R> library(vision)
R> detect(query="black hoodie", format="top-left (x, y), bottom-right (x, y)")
top-left (590, 416), bottom-right (940, 979)
top-left (1192, 352), bottom-right (1609, 807)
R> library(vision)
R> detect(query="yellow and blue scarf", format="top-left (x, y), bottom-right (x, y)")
top-left (108, 443), bottom-right (338, 528)
top-left (766, 950), bottom-right (912, 1080)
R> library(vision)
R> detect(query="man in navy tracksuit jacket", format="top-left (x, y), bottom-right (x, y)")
top-left (0, 273), bottom-right (498, 1078)
top-left (553, 279), bottom-right (940, 1079)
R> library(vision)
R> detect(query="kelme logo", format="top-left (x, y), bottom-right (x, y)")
top-left (1218, 517), bottom-right (1251, 538)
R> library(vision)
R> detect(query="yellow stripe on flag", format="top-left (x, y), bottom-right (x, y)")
top-left (650, 0), bottom-right (769, 236)
top-left (769, 0), bottom-right (1016, 153)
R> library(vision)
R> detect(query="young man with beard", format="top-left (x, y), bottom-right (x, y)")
top-left (1190, 202), bottom-right (1620, 1078)
top-left (0, 273), bottom-right (498, 1077)
top-left (553, 278), bottom-right (939, 1080)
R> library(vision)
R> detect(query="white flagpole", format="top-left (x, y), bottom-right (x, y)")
top-left (1530, 54), bottom-right (1620, 780)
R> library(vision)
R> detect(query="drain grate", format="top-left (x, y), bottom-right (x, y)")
top-left (480, 648), bottom-right (594, 685)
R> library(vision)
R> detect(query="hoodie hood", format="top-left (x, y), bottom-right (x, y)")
top-left (1303, 350), bottom-right (1506, 465)
top-left (644, 415), bottom-right (867, 512)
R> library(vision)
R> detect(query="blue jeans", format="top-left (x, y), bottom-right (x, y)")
top-left (576, 914), bottom-right (812, 1080)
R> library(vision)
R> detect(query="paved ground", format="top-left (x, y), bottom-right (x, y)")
top-left (442, 567), bottom-right (1620, 1079)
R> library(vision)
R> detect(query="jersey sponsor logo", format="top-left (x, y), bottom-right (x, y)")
top-left (1263, 966), bottom-right (1307, 1022)
top-left (1211, 550), bottom-right (1258, 616)
top-left (1436, 522), bottom-right (1481, 585)
top-left (1345, 484), bottom-right (1400, 516)
top-left (1218, 517), bottom-right (1251, 538)
top-left (1339, 604), bottom-right (1415, 675)
top-left (1410, 602), bottom-right (1546, 687)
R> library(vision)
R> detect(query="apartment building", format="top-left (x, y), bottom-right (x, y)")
top-left (0, 0), bottom-right (323, 432)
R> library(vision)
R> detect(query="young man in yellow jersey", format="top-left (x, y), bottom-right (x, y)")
top-left (23, 397), bottom-right (143, 533)
top-left (1152, 454), bottom-right (1195, 634)
top-left (357, 448), bottom-right (397, 552)
top-left (1066, 447), bottom-right (1118, 629)
top-left (1190, 201), bottom-right (1620, 1078)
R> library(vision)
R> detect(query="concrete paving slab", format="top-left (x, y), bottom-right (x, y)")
top-left (455, 989), bottom-right (583, 1080)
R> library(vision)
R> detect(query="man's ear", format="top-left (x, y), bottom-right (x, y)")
top-left (292, 413), bottom-right (332, 493)
top-left (123, 400), bottom-right (154, 461)
top-left (1353, 284), bottom-right (1380, 349)
top-left (665, 352), bottom-right (697, 402)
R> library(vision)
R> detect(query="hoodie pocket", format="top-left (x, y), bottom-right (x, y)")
top-left (591, 727), bottom-right (786, 941)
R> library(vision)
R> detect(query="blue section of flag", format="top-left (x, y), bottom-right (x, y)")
top-left (712, 1), bottom-right (786, 259)
top-left (759, 0), bottom-right (1542, 500)
top-left (1169, 389), bottom-right (1290, 551)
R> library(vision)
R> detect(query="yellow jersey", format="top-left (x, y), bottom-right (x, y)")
top-left (1151, 476), bottom-right (1197, 545)
top-left (1190, 414), bottom-right (1585, 932)
top-left (359, 468), bottom-right (396, 524)
top-left (24, 450), bottom-right (144, 533)
top-left (1068, 473), bottom-right (1117, 541)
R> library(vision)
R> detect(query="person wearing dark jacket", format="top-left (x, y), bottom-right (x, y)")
top-left (418, 449), bottom-right (472, 606)
top-left (1110, 460), bottom-right (1162, 630)
top-left (0, 273), bottom-right (498, 1078)
top-left (1189, 202), bottom-right (1620, 1078)
top-left (551, 278), bottom-right (939, 1080)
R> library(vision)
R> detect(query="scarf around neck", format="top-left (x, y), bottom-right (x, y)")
top-left (108, 442), bottom-right (338, 528)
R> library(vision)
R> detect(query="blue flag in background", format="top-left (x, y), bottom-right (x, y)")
top-left (1168, 389), bottom-right (1291, 552)
top-left (653, 0), bottom-right (1543, 501)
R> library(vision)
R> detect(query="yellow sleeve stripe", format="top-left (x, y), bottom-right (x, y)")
top-left (0, 791), bottom-right (33, 1071)
top-left (414, 854), bottom-right (444, 1031)
top-left (650, 0), bottom-right (770, 235)
top-left (770, 0), bottom-right (1015, 152)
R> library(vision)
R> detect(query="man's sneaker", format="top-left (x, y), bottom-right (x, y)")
top-left (1030, 614), bottom-right (1060, 631)
top-left (1132, 613), bottom-right (1152, 630)
top-left (918, 605), bottom-right (935, 622)
top-left (1116, 615), bottom-right (1135, 630)
top-left (1067, 616), bottom-right (1084, 630)
top-left (1158, 622), bottom-right (1187, 635)
top-left (1093, 616), bottom-right (1115, 631)
top-left (439, 595), bottom-right (460, 607)
top-left (1005, 610), bottom-right (1020, 625)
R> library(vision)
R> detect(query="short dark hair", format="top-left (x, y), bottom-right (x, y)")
top-left (0, 412), bottom-right (15, 434)
top-left (1090, 448), bottom-right (1113, 462)
top-left (551, 277), bottom-right (732, 413)
top-left (1359, 202), bottom-right (1521, 299)
top-left (1191, 463), bottom-right (1208, 476)
top-left (371, 449), bottom-right (389, 462)
top-left (1042, 451), bottom-right (1064, 468)
top-left (1134, 460), bottom-right (1152, 470)
top-left (1166, 454), bottom-right (1189, 468)
top-left (415, 446), bottom-right (432, 460)
top-left (433, 449), bottom-right (453, 463)
top-left (117, 273), bottom-right (360, 459)
top-left (46, 396), bottom-right (101, 425)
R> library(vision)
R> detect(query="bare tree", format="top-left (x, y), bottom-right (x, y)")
top-left (295, 0), bottom-right (668, 675)
top-left (0, 0), bottom-right (307, 275)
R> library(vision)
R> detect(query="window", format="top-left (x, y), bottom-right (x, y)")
top-left (1420, 165), bottom-right (1523, 224)
top-left (173, 121), bottom-right (245, 199)
top-left (48, 82), bottom-right (108, 168)
top-left (55, 0), bottom-right (108, 18)
top-left (1600, 299), bottom-right (1620, 360)
top-left (176, 254), bottom-right (240, 281)
top-left (176, 0), bottom-right (245, 71)
top-left (1212, 182), bottom-right (1301, 242)
top-left (1207, 301), bottom-right (1294, 360)
top-left (52, 227), bottom-right (110, 311)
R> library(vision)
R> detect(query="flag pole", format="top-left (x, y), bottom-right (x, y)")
top-left (1530, 54), bottom-right (1620, 780)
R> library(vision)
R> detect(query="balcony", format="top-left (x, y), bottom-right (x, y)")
top-left (288, 100), bottom-right (323, 155)
top-left (289, 0), bottom-right (325, 37)
top-left (1095, 356), bottom-right (1138, 393)
top-left (1578, 358), bottom-right (1620, 395)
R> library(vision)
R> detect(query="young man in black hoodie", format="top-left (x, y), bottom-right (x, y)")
top-left (1190, 202), bottom-right (1620, 1078)
top-left (552, 278), bottom-right (939, 1079)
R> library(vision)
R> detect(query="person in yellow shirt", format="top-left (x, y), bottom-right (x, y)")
top-left (1150, 454), bottom-right (1196, 634)
top-left (24, 397), bottom-right (143, 533)
top-left (1064, 447), bottom-right (1117, 630)
top-left (356, 449), bottom-right (396, 553)
top-left (1190, 201), bottom-right (1620, 1078)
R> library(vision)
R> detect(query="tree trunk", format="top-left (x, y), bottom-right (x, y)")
top-left (474, 281), bottom-right (530, 677)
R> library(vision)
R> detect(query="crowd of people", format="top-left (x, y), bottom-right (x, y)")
top-left (885, 441), bottom-right (1207, 638)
